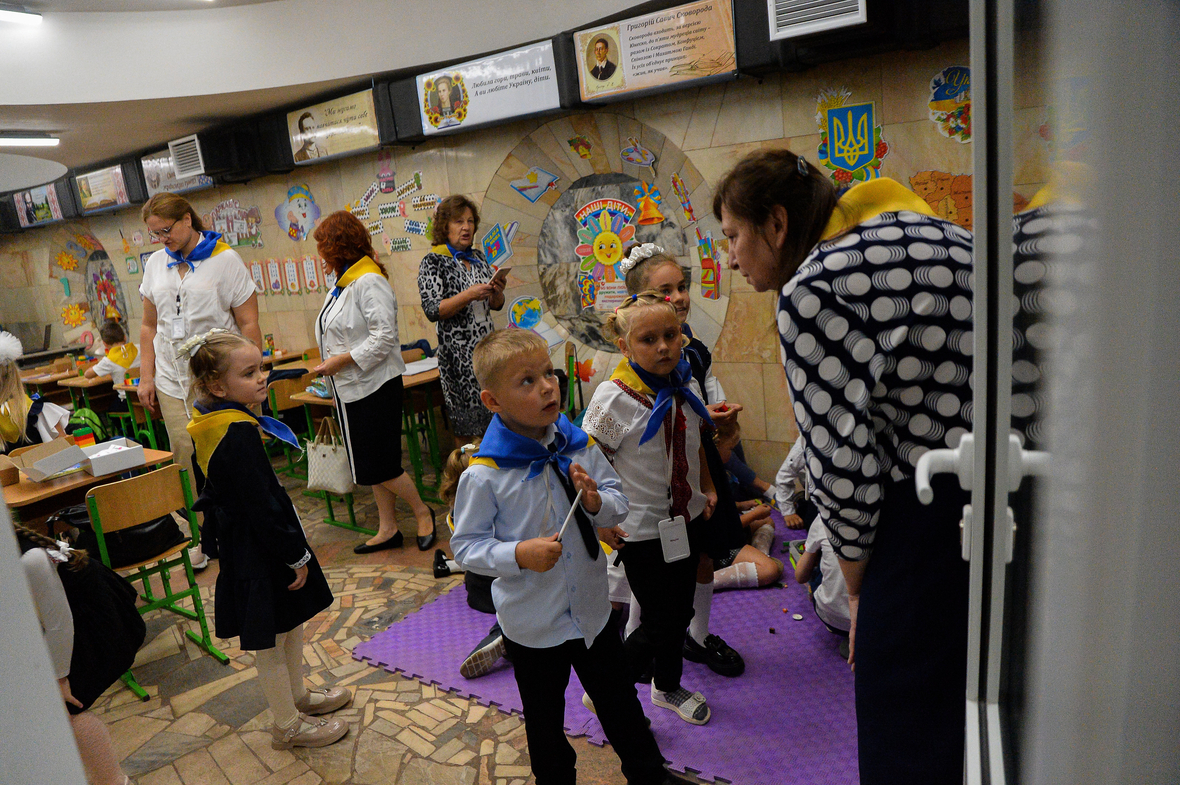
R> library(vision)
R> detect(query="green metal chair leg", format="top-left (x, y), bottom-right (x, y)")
top-left (120, 670), bottom-right (149, 701)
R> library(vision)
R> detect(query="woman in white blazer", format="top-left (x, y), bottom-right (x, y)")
top-left (312, 211), bottom-right (437, 553)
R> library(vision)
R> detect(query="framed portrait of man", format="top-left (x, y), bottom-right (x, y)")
top-left (579, 27), bottom-right (624, 96)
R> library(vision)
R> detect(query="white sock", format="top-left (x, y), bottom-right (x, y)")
top-left (752, 523), bottom-right (775, 555)
top-left (625, 591), bottom-right (642, 638)
top-left (713, 562), bottom-right (759, 591)
top-left (445, 558), bottom-right (462, 572)
top-left (688, 580), bottom-right (713, 646)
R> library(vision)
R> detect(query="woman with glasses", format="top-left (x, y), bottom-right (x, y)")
top-left (139, 193), bottom-right (261, 570)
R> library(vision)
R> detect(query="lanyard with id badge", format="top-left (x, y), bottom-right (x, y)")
top-left (657, 398), bottom-right (691, 563)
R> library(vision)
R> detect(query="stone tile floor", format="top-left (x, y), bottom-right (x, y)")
top-left (99, 470), bottom-right (678, 785)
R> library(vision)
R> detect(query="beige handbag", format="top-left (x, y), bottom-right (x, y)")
top-left (306, 416), bottom-right (354, 496)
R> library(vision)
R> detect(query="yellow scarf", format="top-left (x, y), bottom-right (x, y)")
top-left (0, 394), bottom-right (32, 444)
top-left (335, 256), bottom-right (384, 289)
top-left (186, 405), bottom-right (259, 476)
top-left (608, 359), bottom-right (654, 396)
top-left (106, 343), bottom-right (138, 369)
top-left (820, 178), bottom-right (937, 242)
top-left (1024, 161), bottom-right (1092, 211)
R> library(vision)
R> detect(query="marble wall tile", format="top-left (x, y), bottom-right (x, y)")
top-left (592, 112), bottom-right (624, 173)
top-left (879, 40), bottom-right (971, 126)
top-left (781, 55), bottom-right (884, 139)
top-left (682, 84), bottom-right (725, 151)
top-left (527, 124), bottom-right (584, 183)
top-left (878, 119), bottom-right (975, 185)
top-left (569, 113), bottom-right (613, 175)
top-left (712, 291), bottom-right (779, 364)
top-left (739, 438), bottom-right (792, 484)
top-left (712, 361), bottom-right (766, 440)
top-left (763, 362), bottom-right (798, 443)
top-left (685, 141), bottom-right (766, 190)
top-left (539, 116), bottom-right (597, 180)
top-left (712, 73), bottom-right (785, 147)
top-left (445, 118), bottom-right (539, 196)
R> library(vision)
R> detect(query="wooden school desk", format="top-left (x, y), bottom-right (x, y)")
top-left (58, 373), bottom-right (113, 410)
top-left (4, 448), bottom-right (174, 525)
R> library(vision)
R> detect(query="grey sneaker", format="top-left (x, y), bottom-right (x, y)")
top-left (270, 714), bottom-right (348, 749)
top-left (460, 629), bottom-right (506, 679)
top-left (650, 685), bottom-right (710, 725)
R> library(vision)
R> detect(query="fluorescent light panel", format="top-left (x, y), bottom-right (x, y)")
top-left (0, 5), bottom-right (42, 25)
top-left (0, 136), bottom-right (60, 147)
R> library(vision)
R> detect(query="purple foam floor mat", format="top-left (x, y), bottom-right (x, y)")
top-left (353, 512), bottom-right (859, 784)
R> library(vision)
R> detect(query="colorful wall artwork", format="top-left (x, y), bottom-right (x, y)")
top-left (284, 259), bottom-right (301, 294)
top-left (508, 296), bottom-right (563, 349)
top-left (274, 185), bottom-right (321, 242)
top-left (568, 135), bottom-right (592, 159)
top-left (481, 221), bottom-right (519, 267)
top-left (377, 151), bottom-right (397, 194)
top-left (929, 66), bottom-right (972, 142)
top-left (574, 198), bottom-right (637, 311)
top-left (510, 167), bottom-right (560, 203)
top-left (125, 256), bottom-right (138, 275)
top-left (421, 72), bottom-right (470, 131)
top-left (816, 87), bottom-right (888, 184)
top-left (385, 236), bottom-right (412, 253)
top-left (302, 256), bottom-right (321, 293)
top-left (695, 228), bottom-right (720, 300)
top-left (266, 259), bottom-right (283, 294)
top-left (620, 136), bottom-right (657, 176)
top-left (404, 219), bottom-right (428, 236)
top-left (250, 261), bottom-right (265, 294)
top-left (206, 199), bottom-right (265, 248)
top-left (909, 171), bottom-right (1030, 231)
top-left (671, 173), bottom-right (696, 224)
top-left (634, 182), bottom-right (665, 225)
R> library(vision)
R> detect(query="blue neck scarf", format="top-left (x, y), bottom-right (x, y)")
top-left (194, 400), bottom-right (301, 450)
top-left (629, 358), bottom-right (713, 445)
top-left (476, 413), bottom-right (588, 480)
top-left (446, 243), bottom-right (479, 264)
top-left (329, 259), bottom-right (355, 299)
top-left (166, 231), bottom-right (223, 269)
top-left (475, 413), bottom-right (599, 559)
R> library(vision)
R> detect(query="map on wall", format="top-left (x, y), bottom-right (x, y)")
top-left (910, 171), bottom-right (1031, 230)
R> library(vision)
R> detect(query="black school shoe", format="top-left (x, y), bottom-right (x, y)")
top-left (683, 634), bottom-right (745, 677)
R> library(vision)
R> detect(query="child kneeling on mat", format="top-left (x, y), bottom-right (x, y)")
top-left (450, 328), bottom-right (692, 785)
top-left (184, 329), bottom-right (352, 750)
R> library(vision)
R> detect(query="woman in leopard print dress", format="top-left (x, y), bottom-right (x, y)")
top-left (417, 195), bottom-right (505, 444)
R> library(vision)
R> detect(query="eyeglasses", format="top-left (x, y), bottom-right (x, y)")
top-left (148, 220), bottom-right (181, 242)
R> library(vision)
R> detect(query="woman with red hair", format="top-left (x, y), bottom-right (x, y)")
top-left (313, 211), bottom-right (437, 553)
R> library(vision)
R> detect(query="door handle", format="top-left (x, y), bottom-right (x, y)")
top-left (914, 433), bottom-right (974, 504)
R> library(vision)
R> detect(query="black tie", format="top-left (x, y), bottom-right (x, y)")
top-left (549, 443), bottom-right (600, 560)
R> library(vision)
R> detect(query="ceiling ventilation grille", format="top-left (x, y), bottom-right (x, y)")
top-left (168, 134), bottom-right (206, 178)
top-left (767, 0), bottom-right (867, 40)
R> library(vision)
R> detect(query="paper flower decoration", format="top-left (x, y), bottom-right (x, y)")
top-left (574, 210), bottom-right (636, 282)
top-left (55, 251), bottom-right (79, 271)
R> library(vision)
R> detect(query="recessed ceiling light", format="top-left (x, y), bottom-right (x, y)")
top-left (0, 134), bottom-right (59, 147)
top-left (0, 4), bottom-right (42, 25)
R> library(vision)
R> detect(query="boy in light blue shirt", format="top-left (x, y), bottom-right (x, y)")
top-left (451, 328), bottom-right (691, 785)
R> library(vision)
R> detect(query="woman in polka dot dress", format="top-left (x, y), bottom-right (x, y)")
top-left (713, 149), bottom-right (978, 784)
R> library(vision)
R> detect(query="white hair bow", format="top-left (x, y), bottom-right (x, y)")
top-left (618, 243), bottom-right (665, 275)
top-left (174, 328), bottom-right (232, 360)
top-left (0, 331), bottom-right (24, 364)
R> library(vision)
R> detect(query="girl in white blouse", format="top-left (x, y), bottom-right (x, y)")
top-left (313, 212), bottom-right (437, 553)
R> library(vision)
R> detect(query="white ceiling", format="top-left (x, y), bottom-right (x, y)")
top-left (0, 0), bottom-right (638, 189)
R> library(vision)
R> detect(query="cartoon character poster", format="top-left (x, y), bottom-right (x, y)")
top-left (274, 185), bottom-right (321, 242)
top-left (815, 88), bottom-right (888, 185)
top-left (929, 66), bottom-right (971, 143)
top-left (573, 198), bottom-right (636, 311)
top-left (48, 230), bottom-right (128, 343)
top-left (422, 72), bottom-right (469, 130)
top-left (205, 199), bottom-right (264, 248)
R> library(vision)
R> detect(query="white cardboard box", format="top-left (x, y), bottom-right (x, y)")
top-left (82, 438), bottom-right (146, 477)
top-left (10, 437), bottom-right (89, 482)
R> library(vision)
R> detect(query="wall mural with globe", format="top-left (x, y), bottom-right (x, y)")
top-left (478, 113), bottom-right (730, 396)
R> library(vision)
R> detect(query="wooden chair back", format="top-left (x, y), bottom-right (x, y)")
top-left (86, 464), bottom-right (191, 534)
top-left (401, 348), bottom-right (425, 364)
top-left (302, 346), bottom-right (321, 361)
top-left (269, 370), bottom-right (314, 413)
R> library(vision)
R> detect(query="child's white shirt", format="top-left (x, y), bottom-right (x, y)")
top-left (805, 517), bottom-right (851, 631)
top-left (91, 346), bottom-right (141, 399)
top-left (583, 376), bottom-right (708, 542)
top-left (776, 437), bottom-right (807, 513)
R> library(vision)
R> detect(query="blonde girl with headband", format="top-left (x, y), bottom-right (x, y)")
top-left (582, 292), bottom-right (719, 725)
top-left (0, 331), bottom-right (70, 454)
top-left (181, 330), bottom-right (352, 750)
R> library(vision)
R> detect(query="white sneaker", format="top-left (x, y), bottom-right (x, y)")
top-left (582, 692), bottom-right (595, 714)
top-left (188, 545), bottom-right (209, 571)
top-left (650, 684), bottom-right (710, 725)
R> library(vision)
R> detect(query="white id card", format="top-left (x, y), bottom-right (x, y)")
top-left (170, 316), bottom-right (186, 339)
top-left (658, 515), bottom-right (690, 563)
